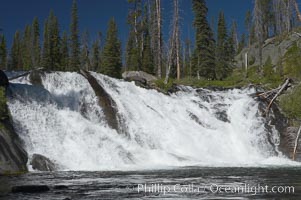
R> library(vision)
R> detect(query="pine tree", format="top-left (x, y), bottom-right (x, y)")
top-left (216, 11), bottom-right (231, 80)
top-left (0, 35), bottom-right (7, 70)
top-left (10, 31), bottom-right (22, 70)
top-left (91, 39), bottom-right (100, 72)
top-left (80, 30), bottom-right (90, 70)
top-left (141, 8), bottom-right (154, 74)
top-left (91, 33), bottom-right (101, 72)
top-left (69, 0), bottom-right (80, 71)
top-left (245, 10), bottom-right (252, 47)
top-left (150, 0), bottom-right (163, 77)
top-left (192, 0), bottom-right (216, 79)
top-left (22, 24), bottom-right (32, 70)
top-left (126, 0), bottom-right (142, 71)
top-left (42, 19), bottom-right (51, 69)
top-left (31, 17), bottom-right (40, 68)
top-left (60, 31), bottom-right (69, 71)
top-left (48, 11), bottom-right (61, 70)
top-left (101, 18), bottom-right (122, 78)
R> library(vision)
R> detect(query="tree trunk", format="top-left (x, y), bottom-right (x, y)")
top-left (156, 0), bottom-right (162, 78)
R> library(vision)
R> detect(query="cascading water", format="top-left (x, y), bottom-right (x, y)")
top-left (6, 71), bottom-right (296, 171)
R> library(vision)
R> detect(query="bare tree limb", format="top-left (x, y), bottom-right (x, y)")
top-left (293, 125), bottom-right (301, 160)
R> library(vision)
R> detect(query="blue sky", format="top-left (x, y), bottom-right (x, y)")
top-left (0, 0), bottom-right (284, 49)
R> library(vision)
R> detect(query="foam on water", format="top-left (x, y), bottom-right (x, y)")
top-left (7, 71), bottom-right (299, 171)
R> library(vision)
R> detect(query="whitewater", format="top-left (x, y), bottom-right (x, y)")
top-left (6, 72), bottom-right (298, 171)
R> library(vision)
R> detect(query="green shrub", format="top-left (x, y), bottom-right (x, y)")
top-left (283, 43), bottom-right (301, 80)
top-left (279, 84), bottom-right (301, 119)
top-left (0, 87), bottom-right (7, 121)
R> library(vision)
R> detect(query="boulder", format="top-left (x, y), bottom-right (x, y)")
top-left (122, 71), bottom-right (157, 88)
top-left (0, 119), bottom-right (28, 174)
top-left (0, 70), bottom-right (9, 87)
top-left (79, 70), bottom-right (120, 133)
top-left (29, 69), bottom-right (44, 87)
top-left (30, 154), bottom-right (56, 171)
top-left (11, 185), bottom-right (50, 193)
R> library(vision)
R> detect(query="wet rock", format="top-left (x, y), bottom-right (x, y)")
top-left (0, 118), bottom-right (28, 174)
top-left (79, 70), bottom-right (120, 133)
top-left (30, 154), bottom-right (56, 171)
top-left (122, 71), bottom-right (159, 90)
top-left (29, 69), bottom-right (44, 87)
top-left (215, 111), bottom-right (230, 123)
top-left (11, 185), bottom-right (50, 193)
top-left (54, 185), bottom-right (68, 190)
top-left (122, 71), bottom-right (157, 83)
top-left (0, 70), bottom-right (9, 87)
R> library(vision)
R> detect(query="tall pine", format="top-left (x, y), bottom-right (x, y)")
top-left (10, 31), bottom-right (22, 70)
top-left (60, 31), bottom-right (69, 71)
top-left (91, 33), bottom-right (101, 72)
top-left (69, 0), bottom-right (80, 71)
top-left (48, 11), bottom-right (61, 70)
top-left (0, 35), bottom-right (7, 70)
top-left (42, 19), bottom-right (51, 69)
top-left (216, 11), bottom-right (232, 80)
top-left (80, 30), bottom-right (90, 70)
top-left (192, 0), bottom-right (216, 79)
top-left (126, 0), bottom-right (142, 71)
top-left (101, 18), bottom-right (122, 78)
top-left (31, 17), bottom-right (41, 68)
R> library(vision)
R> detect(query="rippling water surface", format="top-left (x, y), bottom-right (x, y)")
top-left (1, 167), bottom-right (301, 199)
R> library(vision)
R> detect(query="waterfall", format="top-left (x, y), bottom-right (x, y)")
top-left (6, 71), bottom-right (295, 171)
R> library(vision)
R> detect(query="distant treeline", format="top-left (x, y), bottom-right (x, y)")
top-left (0, 0), bottom-right (300, 80)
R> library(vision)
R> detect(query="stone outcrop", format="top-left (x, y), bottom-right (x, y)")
top-left (0, 119), bottom-right (28, 174)
top-left (30, 154), bottom-right (56, 171)
top-left (0, 70), bottom-right (9, 88)
top-left (79, 70), bottom-right (120, 132)
top-left (122, 71), bottom-right (157, 89)
top-left (0, 71), bottom-right (28, 174)
top-left (235, 33), bottom-right (301, 69)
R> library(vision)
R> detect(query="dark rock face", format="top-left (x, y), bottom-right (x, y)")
top-left (0, 119), bottom-right (28, 174)
top-left (11, 185), bottom-right (50, 193)
top-left (122, 71), bottom-right (158, 90)
top-left (79, 70), bottom-right (120, 132)
top-left (30, 154), bottom-right (56, 171)
top-left (29, 69), bottom-right (44, 87)
top-left (0, 70), bottom-right (9, 87)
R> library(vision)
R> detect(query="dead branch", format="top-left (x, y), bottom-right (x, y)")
top-left (293, 125), bottom-right (301, 160)
top-left (9, 68), bottom-right (44, 81)
top-left (264, 78), bottom-right (292, 116)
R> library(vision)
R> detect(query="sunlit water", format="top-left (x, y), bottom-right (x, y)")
top-left (3, 71), bottom-right (301, 199)
top-left (6, 72), bottom-right (298, 171)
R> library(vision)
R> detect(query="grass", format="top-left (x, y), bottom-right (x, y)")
top-left (279, 84), bottom-right (301, 120)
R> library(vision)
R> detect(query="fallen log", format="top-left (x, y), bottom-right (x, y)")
top-left (293, 125), bottom-right (301, 161)
top-left (264, 78), bottom-right (292, 116)
top-left (253, 78), bottom-right (292, 116)
top-left (8, 68), bottom-right (44, 81)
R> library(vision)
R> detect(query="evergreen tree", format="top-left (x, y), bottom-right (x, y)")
top-left (80, 30), bottom-right (90, 70)
top-left (238, 33), bottom-right (246, 53)
top-left (126, 0), bottom-right (142, 71)
top-left (215, 11), bottom-right (231, 80)
top-left (0, 35), bottom-right (7, 70)
top-left (60, 31), bottom-right (69, 71)
top-left (69, 0), bottom-right (80, 71)
top-left (22, 24), bottom-right (32, 70)
top-left (192, 0), bottom-right (216, 79)
top-left (91, 35), bottom-right (101, 72)
top-left (31, 17), bottom-right (40, 68)
top-left (48, 11), bottom-right (61, 70)
top-left (10, 31), bottom-right (22, 70)
top-left (101, 18), bottom-right (122, 78)
top-left (42, 19), bottom-right (51, 69)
